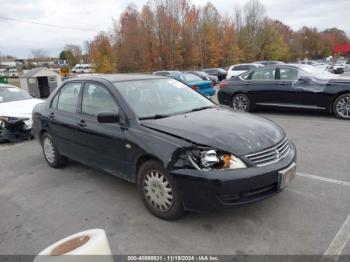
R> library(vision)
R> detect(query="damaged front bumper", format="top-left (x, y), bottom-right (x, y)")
top-left (171, 142), bottom-right (297, 212)
top-left (0, 116), bottom-right (32, 142)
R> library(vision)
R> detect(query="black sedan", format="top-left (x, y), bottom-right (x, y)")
top-left (218, 64), bottom-right (350, 120)
top-left (33, 74), bottom-right (296, 220)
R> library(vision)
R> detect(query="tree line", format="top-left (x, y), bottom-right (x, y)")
top-left (86, 0), bottom-right (349, 73)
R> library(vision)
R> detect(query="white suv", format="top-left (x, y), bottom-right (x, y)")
top-left (226, 64), bottom-right (264, 79)
top-left (72, 64), bottom-right (84, 73)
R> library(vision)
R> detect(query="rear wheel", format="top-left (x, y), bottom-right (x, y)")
top-left (41, 133), bottom-right (68, 168)
top-left (333, 94), bottom-right (350, 120)
top-left (232, 94), bottom-right (251, 112)
top-left (137, 160), bottom-right (184, 220)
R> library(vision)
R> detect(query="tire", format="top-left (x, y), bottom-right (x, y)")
top-left (333, 93), bottom-right (350, 120)
top-left (41, 133), bottom-right (68, 168)
top-left (232, 93), bottom-right (251, 112)
top-left (137, 160), bottom-right (184, 220)
top-left (0, 123), bottom-right (7, 143)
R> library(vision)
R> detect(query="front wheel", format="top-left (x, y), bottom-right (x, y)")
top-left (41, 133), bottom-right (68, 168)
top-left (137, 160), bottom-right (184, 220)
top-left (232, 94), bottom-right (251, 112)
top-left (333, 94), bottom-right (350, 120)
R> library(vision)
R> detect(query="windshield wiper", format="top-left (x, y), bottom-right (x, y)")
top-left (187, 106), bottom-right (215, 113)
top-left (139, 114), bottom-right (172, 120)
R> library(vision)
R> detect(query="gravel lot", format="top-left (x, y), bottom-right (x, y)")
top-left (0, 76), bottom-right (350, 257)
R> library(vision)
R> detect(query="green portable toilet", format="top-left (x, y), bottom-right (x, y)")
top-left (0, 76), bottom-right (8, 84)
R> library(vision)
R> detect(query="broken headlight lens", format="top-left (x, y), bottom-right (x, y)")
top-left (187, 148), bottom-right (247, 171)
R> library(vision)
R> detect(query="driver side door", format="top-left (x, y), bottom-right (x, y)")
top-left (280, 68), bottom-right (328, 109)
top-left (75, 81), bottom-right (131, 179)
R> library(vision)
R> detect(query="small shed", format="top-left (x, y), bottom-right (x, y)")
top-left (20, 67), bottom-right (62, 98)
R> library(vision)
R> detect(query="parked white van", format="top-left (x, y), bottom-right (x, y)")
top-left (72, 64), bottom-right (84, 73)
top-left (9, 69), bottom-right (18, 78)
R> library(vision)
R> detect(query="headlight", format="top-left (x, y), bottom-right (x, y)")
top-left (187, 148), bottom-right (247, 171)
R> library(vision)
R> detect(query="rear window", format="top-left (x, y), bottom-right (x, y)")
top-left (233, 65), bottom-right (250, 71)
top-left (0, 87), bottom-right (32, 103)
top-left (179, 74), bottom-right (202, 82)
top-left (154, 72), bottom-right (170, 76)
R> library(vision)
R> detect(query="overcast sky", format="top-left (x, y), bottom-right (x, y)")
top-left (0, 0), bottom-right (349, 58)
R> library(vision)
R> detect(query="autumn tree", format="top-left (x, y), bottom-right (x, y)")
top-left (257, 19), bottom-right (289, 61)
top-left (88, 31), bottom-right (114, 73)
top-left (114, 4), bottom-right (145, 72)
top-left (88, 0), bottom-right (349, 72)
top-left (221, 16), bottom-right (244, 65)
top-left (321, 28), bottom-right (349, 57)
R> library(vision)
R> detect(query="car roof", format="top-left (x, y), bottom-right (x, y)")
top-left (232, 63), bottom-right (259, 67)
top-left (66, 74), bottom-right (167, 83)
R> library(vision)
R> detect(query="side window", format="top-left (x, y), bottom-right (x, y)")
top-left (279, 68), bottom-right (299, 81)
top-left (82, 83), bottom-right (118, 117)
top-left (250, 68), bottom-right (276, 80)
top-left (240, 72), bottom-right (250, 80)
top-left (56, 83), bottom-right (82, 113)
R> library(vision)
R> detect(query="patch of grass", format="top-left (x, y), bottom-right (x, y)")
top-left (8, 78), bottom-right (20, 88)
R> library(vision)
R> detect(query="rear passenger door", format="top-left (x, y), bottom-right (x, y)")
top-left (48, 82), bottom-right (82, 158)
top-left (274, 67), bottom-right (302, 105)
top-left (244, 67), bottom-right (278, 104)
top-left (75, 82), bottom-right (130, 179)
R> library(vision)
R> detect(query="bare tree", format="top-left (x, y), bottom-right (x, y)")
top-left (241, 0), bottom-right (266, 60)
top-left (31, 48), bottom-right (48, 59)
top-left (64, 44), bottom-right (83, 65)
top-left (234, 5), bottom-right (243, 32)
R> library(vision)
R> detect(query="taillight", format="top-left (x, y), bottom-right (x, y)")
top-left (192, 85), bottom-right (199, 90)
top-left (219, 81), bottom-right (229, 88)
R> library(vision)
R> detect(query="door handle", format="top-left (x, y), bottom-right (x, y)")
top-left (49, 112), bottom-right (55, 119)
top-left (244, 82), bottom-right (251, 85)
top-left (77, 120), bottom-right (87, 128)
top-left (280, 82), bottom-right (288, 85)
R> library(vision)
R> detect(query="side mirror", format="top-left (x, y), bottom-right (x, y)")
top-left (30, 93), bottom-right (36, 98)
top-left (298, 75), bottom-right (312, 83)
top-left (97, 112), bottom-right (119, 124)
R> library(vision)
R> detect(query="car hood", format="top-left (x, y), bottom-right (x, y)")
top-left (141, 107), bottom-right (285, 156)
top-left (0, 98), bottom-right (44, 127)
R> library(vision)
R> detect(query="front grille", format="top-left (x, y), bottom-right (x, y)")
top-left (245, 138), bottom-right (290, 167)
